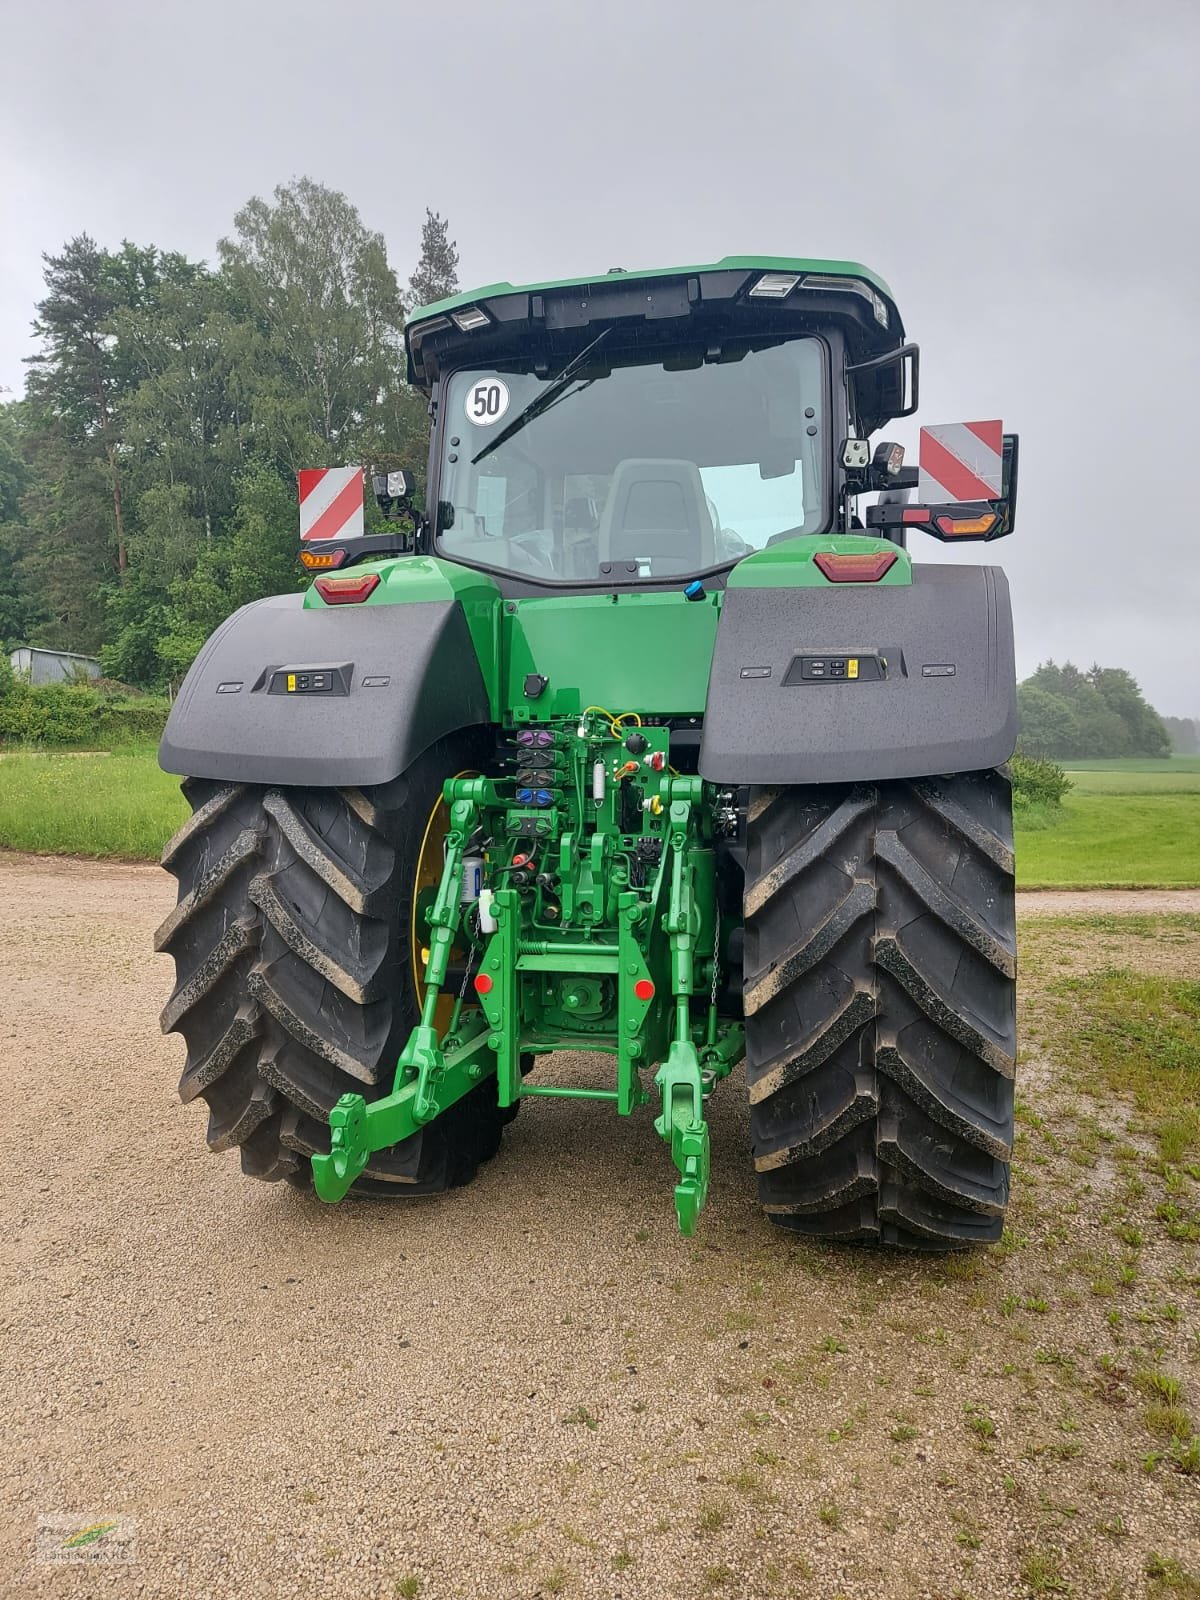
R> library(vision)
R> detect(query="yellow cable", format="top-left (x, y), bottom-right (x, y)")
top-left (582, 705), bottom-right (644, 738)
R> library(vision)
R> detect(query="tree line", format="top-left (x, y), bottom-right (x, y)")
top-left (1017, 661), bottom-right (1172, 760)
top-left (0, 180), bottom-right (459, 687)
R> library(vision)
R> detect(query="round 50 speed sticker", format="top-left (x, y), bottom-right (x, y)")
top-left (464, 376), bottom-right (511, 426)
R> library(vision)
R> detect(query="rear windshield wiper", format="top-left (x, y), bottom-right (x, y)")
top-left (471, 328), bottom-right (610, 466)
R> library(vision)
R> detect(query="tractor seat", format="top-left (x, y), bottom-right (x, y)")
top-left (597, 460), bottom-right (716, 576)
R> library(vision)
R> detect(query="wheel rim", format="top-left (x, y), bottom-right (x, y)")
top-left (410, 770), bottom-right (479, 1033)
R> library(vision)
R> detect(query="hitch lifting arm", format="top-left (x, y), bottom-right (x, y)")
top-left (312, 790), bottom-right (486, 1203)
top-left (652, 781), bottom-right (742, 1236)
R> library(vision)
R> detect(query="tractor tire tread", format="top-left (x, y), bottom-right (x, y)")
top-left (744, 770), bottom-right (1015, 1250)
top-left (159, 741), bottom-right (505, 1197)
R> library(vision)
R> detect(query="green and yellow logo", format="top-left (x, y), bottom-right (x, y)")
top-left (61, 1521), bottom-right (118, 1550)
top-left (36, 1513), bottom-right (136, 1564)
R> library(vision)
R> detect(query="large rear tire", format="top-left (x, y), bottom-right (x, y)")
top-left (742, 770), bottom-right (1016, 1249)
top-left (157, 733), bottom-right (506, 1196)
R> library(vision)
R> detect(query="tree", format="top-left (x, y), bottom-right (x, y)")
top-left (5, 184), bottom-right (461, 682)
top-left (1018, 660), bottom-right (1172, 759)
top-left (22, 236), bottom-right (170, 577)
top-left (114, 265), bottom-right (244, 541)
top-left (407, 208), bottom-right (459, 309)
top-left (0, 403), bottom-right (43, 650)
top-left (20, 238), bottom-right (207, 654)
top-left (1088, 666), bottom-right (1171, 759)
top-left (1016, 683), bottom-right (1083, 759)
top-left (218, 178), bottom-right (406, 467)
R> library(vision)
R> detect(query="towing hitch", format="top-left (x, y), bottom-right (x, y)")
top-left (312, 745), bottom-right (744, 1233)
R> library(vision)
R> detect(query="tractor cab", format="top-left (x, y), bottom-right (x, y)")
top-left (403, 258), bottom-right (916, 589)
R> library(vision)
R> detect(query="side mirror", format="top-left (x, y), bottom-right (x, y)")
top-left (846, 342), bottom-right (920, 422)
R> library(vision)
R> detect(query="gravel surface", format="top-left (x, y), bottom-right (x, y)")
top-left (1015, 888), bottom-right (1200, 917)
top-left (2, 854), bottom-right (1197, 1599)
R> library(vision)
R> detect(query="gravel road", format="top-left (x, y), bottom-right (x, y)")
top-left (1014, 888), bottom-right (1200, 917)
top-left (2, 855), bottom-right (1197, 1599)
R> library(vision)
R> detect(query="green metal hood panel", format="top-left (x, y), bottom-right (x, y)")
top-left (504, 591), bottom-right (721, 720)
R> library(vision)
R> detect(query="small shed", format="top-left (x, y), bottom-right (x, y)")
top-left (9, 647), bottom-right (103, 686)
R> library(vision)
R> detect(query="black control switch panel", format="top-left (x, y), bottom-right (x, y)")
top-left (783, 653), bottom-right (887, 686)
top-left (267, 662), bottom-right (352, 695)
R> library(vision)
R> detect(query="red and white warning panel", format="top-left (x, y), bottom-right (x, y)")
top-left (298, 466), bottom-right (365, 543)
top-left (918, 421), bottom-right (1003, 504)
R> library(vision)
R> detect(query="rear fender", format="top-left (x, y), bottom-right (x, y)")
top-left (698, 564), bottom-right (1016, 784)
top-left (159, 592), bottom-right (492, 787)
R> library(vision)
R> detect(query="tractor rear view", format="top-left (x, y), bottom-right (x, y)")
top-left (158, 256), bottom-right (1018, 1248)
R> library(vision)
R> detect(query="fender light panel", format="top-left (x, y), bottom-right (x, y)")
top-left (314, 573), bottom-right (380, 605)
top-left (813, 550), bottom-right (898, 583)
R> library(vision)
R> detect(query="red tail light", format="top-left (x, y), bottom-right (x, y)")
top-left (813, 550), bottom-right (898, 583)
top-left (314, 573), bottom-right (380, 605)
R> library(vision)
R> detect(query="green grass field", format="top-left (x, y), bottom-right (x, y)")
top-left (0, 747), bottom-right (188, 860)
top-left (1061, 757), bottom-right (1200, 774)
top-left (0, 747), bottom-right (1197, 886)
top-left (1064, 761), bottom-right (1200, 796)
top-left (1016, 760), bottom-right (1200, 888)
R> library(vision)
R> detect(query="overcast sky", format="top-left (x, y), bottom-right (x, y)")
top-left (1, 0), bottom-right (1197, 714)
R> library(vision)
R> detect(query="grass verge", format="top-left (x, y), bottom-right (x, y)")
top-left (0, 746), bottom-right (187, 860)
top-left (1062, 757), bottom-right (1200, 774)
top-left (1, 744), bottom-right (1198, 885)
top-left (1016, 792), bottom-right (1200, 887)
top-left (1021, 917), bottom-right (1200, 1169)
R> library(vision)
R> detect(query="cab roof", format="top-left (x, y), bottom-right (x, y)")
top-left (403, 256), bottom-right (908, 429)
top-left (406, 254), bottom-right (898, 327)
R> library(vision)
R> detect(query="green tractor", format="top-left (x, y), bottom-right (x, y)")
top-left (158, 256), bottom-right (1018, 1248)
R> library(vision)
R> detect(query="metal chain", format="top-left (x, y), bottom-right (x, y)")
top-left (711, 908), bottom-right (721, 1007)
top-left (457, 909), bottom-right (479, 1002)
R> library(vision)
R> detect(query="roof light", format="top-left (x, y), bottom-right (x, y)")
top-left (314, 572), bottom-right (380, 604)
top-left (749, 272), bottom-right (801, 299)
top-left (934, 512), bottom-right (998, 538)
top-left (814, 550), bottom-right (898, 583)
top-left (299, 548), bottom-right (347, 570)
top-left (801, 274), bottom-right (890, 328)
top-left (451, 306), bottom-right (490, 331)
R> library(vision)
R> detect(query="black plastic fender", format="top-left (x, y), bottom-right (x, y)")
top-left (159, 593), bottom-right (492, 786)
top-left (698, 565), bottom-right (1016, 784)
